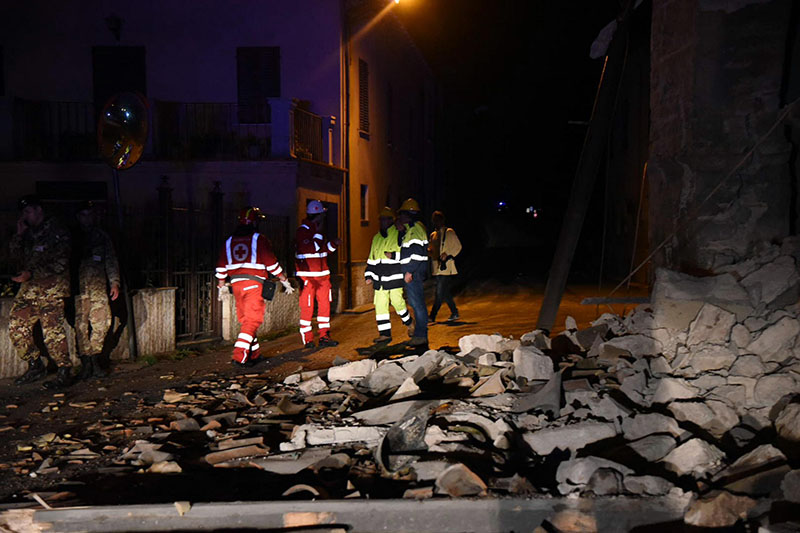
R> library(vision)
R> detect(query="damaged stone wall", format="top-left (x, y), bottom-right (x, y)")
top-left (649, 0), bottom-right (795, 273)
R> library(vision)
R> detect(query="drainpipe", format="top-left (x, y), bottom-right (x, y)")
top-left (342, 0), bottom-right (353, 309)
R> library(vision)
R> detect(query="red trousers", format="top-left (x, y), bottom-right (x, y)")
top-left (299, 277), bottom-right (331, 343)
top-left (232, 282), bottom-right (265, 363)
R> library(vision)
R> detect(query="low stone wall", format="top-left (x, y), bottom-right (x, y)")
top-left (349, 262), bottom-right (372, 309)
top-left (0, 288), bottom-right (177, 378)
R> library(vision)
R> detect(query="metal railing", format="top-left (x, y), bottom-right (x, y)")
top-left (12, 99), bottom-right (98, 161)
top-left (6, 98), bottom-right (332, 164)
top-left (152, 101), bottom-right (272, 161)
top-left (291, 106), bottom-right (324, 162)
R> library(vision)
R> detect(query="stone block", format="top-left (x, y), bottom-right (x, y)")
top-left (686, 303), bottom-right (736, 346)
top-left (522, 421), bottom-right (617, 455)
top-left (747, 316), bottom-right (800, 363)
top-left (458, 334), bottom-right (520, 354)
top-left (628, 434), bottom-right (676, 461)
top-left (327, 359), bottom-right (377, 382)
top-left (512, 346), bottom-right (554, 382)
top-left (661, 438), bottom-right (726, 478)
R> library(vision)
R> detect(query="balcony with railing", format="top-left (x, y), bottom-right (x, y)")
top-left (0, 97), bottom-right (337, 165)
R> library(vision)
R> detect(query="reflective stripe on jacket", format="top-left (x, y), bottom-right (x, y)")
top-left (295, 218), bottom-right (336, 279)
top-left (365, 225), bottom-right (403, 290)
top-left (216, 232), bottom-right (283, 284)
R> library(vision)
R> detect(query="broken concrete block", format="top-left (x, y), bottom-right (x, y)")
top-left (305, 425), bottom-right (387, 447)
top-left (622, 412), bottom-right (684, 441)
top-left (679, 345), bottom-right (737, 376)
top-left (710, 382), bottom-right (749, 407)
top-left (586, 468), bottom-right (623, 495)
top-left (661, 438), bottom-right (725, 478)
top-left (747, 317), bottom-right (800, 363)
top-left (668, 400), bottom-right (739, 439)
top-left (775, 403), bottom-right (800, 443)
top-left (389, 378), bottom-right (421, 401)
top-left (781, 469), bottom-right (800, 503)
top-left (651, 377), bottom-right (700, 405)
top-left (623, 475), bottom-right (674, 496)
top-left (556, 456), bottom-right (632, 495)
top-left (351, 400), bottom-right (442, 426)
top-left (686, 303), bottom-right (736, 346)
top-left (510, 371), bottom-right (561, 416)
top-left (410, 460), bottom-right (451, 481)
top-left (731, 324), bottom-right (752, 349)
top-left (327, 359), bottom-right (377, 382)
top-left (522, 421), bottom-right (617, 455)
top-left (600, 335), bottom-right (663, 359)
top-left (730, 355), bottom-right (767, 377)
top-left (283, 374), bottom-right (301, 385)
top-left (471, 371), bottom-right (506, 397)
top-left (714, 444), bottom-right (789, 496)
top-left (652, 268), bottom-right (751, 310)
top-left (477, 352), bottom-right (497, 366)
top-left (574, 324), bottom-right (609, 350)
top-left (683, 490), bottom-right (758, 528)
top-left (740, 255), bottom-right (800, 308)
top-left (358, 363), bottom-right (410, 395)
top-left (592, 313), bottom-right (627, 335)
top-left (512, 346), bottom-right (554, 382)
top-left (627, 434), bottom-right (677, 461)
top-left (520, 329), bottom-right (551, 350)
top-left (434, 463), bottom-right (487, 497)
top-left (298, 376), bottom-right (327, 396)
top-left (402, 350), bottom-right (445, 383)
top-left (753, 375), bottom-right (798, 408)
top-left (688, 374), bottom-right (727, 392)
top-left (458, 334), bottom-right (520, 355)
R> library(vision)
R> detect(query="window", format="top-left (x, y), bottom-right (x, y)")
top-left (360, 184), bottom-right (369, 223)
top-left (92, 46), bottom-right (146, 110)
top-left (237, 47), bottom-right (280, 123)
top-left (358, 59), bottom-right (369, 133)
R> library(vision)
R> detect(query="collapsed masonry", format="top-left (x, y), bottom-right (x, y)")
top-left (6, 240), bottom-right (800, 531)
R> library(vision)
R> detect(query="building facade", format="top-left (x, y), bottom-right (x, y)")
top-left (0, 0), bottom-right (439, 344)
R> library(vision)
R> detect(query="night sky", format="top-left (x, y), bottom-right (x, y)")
top-left (396, 0), bottom-right (623, 276)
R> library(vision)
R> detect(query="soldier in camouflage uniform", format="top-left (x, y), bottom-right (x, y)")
top-left (10, 195), bottom-right (73, 388)
top-left (74, 202), bottom-right (120, 379)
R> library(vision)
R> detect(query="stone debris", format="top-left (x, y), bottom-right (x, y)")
top-left (2, 249), bottom-right (800, 532)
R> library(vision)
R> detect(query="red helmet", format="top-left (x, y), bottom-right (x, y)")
top-left (238, 206), bottom-right (262, 225)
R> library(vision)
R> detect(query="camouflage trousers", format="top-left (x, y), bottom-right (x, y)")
top-left (75, 291), bottom-right (112, 356)
top-left (9, 296), bottom-right (71, 367)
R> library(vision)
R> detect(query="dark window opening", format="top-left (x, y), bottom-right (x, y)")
top-left (237, 46), bottom-right (280, 124)
top-left (359, 59), bottom-right (369, 133)
top-left (92, 46), bottom-right (146, 112)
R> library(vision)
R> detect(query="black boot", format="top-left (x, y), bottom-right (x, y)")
top-left (44, 367), bottom-right (73, 389)
top-left (14, 358), bottom-right (46, 385)
top-left (91, 355), bottom-right (107, 377)
top-left (77, 355), bottom-right (94, 380)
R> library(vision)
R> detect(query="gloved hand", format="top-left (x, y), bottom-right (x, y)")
top-left (280, 279), bottom-right (295, 294)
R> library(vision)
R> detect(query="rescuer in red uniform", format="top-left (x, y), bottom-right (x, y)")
top-left (216, 207), bottom-right (294, 367)
top-left (295, 200), bottom-right (341, 348)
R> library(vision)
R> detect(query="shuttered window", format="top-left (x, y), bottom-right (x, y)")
top-left (358, 59), bottom-right (369, 133)
top-left (237, 47), bottom-right (280, 124)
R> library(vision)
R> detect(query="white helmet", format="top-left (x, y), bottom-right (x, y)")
top-left (307, 200), bottom-right (326, 214)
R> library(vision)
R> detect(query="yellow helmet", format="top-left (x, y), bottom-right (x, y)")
top-left (379, 206), bottom-right (395, 219)
top-left (399, 198), bottom-right (421, 213)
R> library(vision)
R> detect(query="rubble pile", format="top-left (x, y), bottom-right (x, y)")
top-left (4, 241), bottom-right (800, 530)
